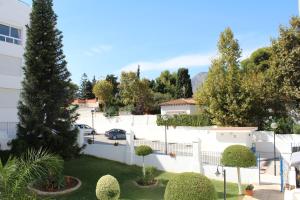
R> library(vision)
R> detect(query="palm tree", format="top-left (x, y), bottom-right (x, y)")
top-left (0, 149), bottom-right (63, 200)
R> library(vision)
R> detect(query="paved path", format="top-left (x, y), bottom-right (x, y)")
top-left (242, 184), bottom-right (283, 200)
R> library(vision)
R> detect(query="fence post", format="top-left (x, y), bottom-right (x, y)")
top-left (193, 139), bottom-right (203, 174)
top-left (257, 153), bottom-right (261, 185)
top-left (280, 157), bottom-right (283, 192)
top-left (125, 130), bottom-right (135, 165)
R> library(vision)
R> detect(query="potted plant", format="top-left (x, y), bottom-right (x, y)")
top-left (114, 142), bottom-right (119, 146)
top-left (169, 152), bottom-right (176, 158)
top-left (87, 138), bottom-right (93, 144)
top-left (245, 184), bottom-right (254, 196)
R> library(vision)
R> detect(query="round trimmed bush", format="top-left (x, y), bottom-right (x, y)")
top-left (164, 172), bottom-right (217, 200)
top-left (95, 175), bottom-right (120, 200)
top-left (135, 145), bottom-right (153, 156)
top-left (221, 145), bottom-right (256, 167)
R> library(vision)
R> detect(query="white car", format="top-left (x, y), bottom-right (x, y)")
top-left (74, 124), bottom-right (96, 135)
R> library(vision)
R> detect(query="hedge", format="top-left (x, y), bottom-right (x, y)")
top-left (164, 172), bottom-right (217, 200)
top-left (96, 175), bottom-right (120, 200)
top-left (156, 114), bottom-right (212, 127)
top-left (135, 145), bottom-right (153, 157)
top-left (221, 145), bottom-right (256, 168)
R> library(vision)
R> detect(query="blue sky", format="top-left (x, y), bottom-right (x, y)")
top-left (23, 0), bottom-right (298, 84)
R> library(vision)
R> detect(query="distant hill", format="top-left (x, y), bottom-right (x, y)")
top-left (191, 72), bottom-right (208, 93)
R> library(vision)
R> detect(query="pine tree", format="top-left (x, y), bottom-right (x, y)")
top-left (176, 68), bottom-right (193, 98)
top-left (79, 73), bottom-right (95, 99)
top-left (11, 0), bottom-right (81, 159)
top-left (137, 65), bottom-right (141, 79)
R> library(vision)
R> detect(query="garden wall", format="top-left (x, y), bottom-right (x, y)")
top-left (83, 134), bottom-right (259, 184)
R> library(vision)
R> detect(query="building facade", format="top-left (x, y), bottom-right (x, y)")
top-left (0, 0), bottom-right (30, 122)
top-left (160, 98), bottom-right (198, 115)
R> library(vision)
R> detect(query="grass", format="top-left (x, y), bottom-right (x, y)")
top-left (56, 155), bottom-right (241, 200)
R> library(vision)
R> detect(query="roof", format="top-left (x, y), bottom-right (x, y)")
top-left (210, 127), bottom-right (258, 132)
top-left (160, 98), bottom-right (196, 106)
top-left (72, 99), bottom-right (97, 104)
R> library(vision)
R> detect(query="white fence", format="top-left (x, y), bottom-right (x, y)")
top-left (83, 132), bottom-right (259, 184)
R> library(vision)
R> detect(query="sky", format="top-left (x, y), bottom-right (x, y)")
top-left (22, 0), bottom-right (299, 84)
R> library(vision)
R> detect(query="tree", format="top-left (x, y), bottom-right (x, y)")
top-left (11, 0), bottom-right (81, 159)
top-left (271, 17), bottom-right (300, 116)
top-left (196, 28), bottom-right (252, 126)
top-left (137, 65), bottom-right (141, 79)
top-left (135, 145), bottom-right (153, 177)
top-left (221, 145), bottom-right (256, 195)
top-left (93, 80), bottom-right (114, 107)
top-left (79, 73), bottom-right (95, 99)
top-left (0, 149), bottom-right (63, 200)
top-left (119, 72), bottom-right (154, 114)
top-left (105, 74), bottom-right (119, 98)
top-left (176, 68), bottom-right (193, 98)
top-left (154, 70), bottom-right (177, 98)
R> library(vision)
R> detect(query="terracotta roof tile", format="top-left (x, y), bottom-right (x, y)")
top-left (160, 98), bottom-right (196, 106)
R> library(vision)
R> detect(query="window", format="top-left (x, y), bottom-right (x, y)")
top-left (0, 24), bottom-right (22, 45)
top-left (0, 24), bottom-right (9, 36)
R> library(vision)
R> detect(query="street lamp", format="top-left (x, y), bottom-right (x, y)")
top-left (162, 114), bottom-right (169, 155)
top-left (91, 108), bottom-right (95, 144)
top-left (215, 165), bottom-right (226, 200)
top-left (271, 121), bottom-right (278, 176)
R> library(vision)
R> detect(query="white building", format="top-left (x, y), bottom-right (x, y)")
top-left (0, 0), bottom-right (30, 122)
top-left (0, 0), bottom-right (30, 148)
top-left (160, 98), bottom-right (198, 115)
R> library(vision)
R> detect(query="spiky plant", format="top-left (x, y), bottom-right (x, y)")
top-left (0, 149), bottom-right (63, 200)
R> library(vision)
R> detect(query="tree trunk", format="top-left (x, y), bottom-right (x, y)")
top-left (237, 167), bottom-right (242, 195)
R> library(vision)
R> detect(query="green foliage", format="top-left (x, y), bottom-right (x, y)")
top-left (245, 184), bottom-right (254, 191)
top-left (104, 105), bottom-right (119, 117)
top-left (0, 149), bottom-right (63, 200)
top-left (135, 145), bottom-right (153, 157)
top-left (137, 166), bottom-right (158, 186)
top-left (164, 172), bottom-right (217, 200)
top-left (11, 0), bottom-right (81, 159)
top-left (95, 175), bottom-right (120, 200)
top-left (93, 80), bottom-right (114, 106)
top-left (80, 73), bottom-right (95, 99)
top-left (119, 72), bottom-right (154, 114)
top-left (294, 124), bottom-right (300, 134)
top-left (157, 114), bottom-right (212, 127)
top-left (176, 68), bottom-right (193, 98)
top-left (241, 47), bottom-right (271, 73)
top-left (271, 17), bottom-right (300, 110)
top-left (221, 145), bottom-right (256, 168)
top-left (153, 70), bottom-right (177, 98)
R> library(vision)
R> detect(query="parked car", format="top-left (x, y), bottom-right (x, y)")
top-left (105, 129), bottom-right (126, 140)
top-left (74, 124), bottom-right (96, 135)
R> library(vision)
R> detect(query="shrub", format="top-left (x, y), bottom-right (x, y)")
top-left (164, 172), bottom-right (217, 200)
top-left (293, 124), bottom-right (300, 134)
top-left (221, 145), bottom-right (256, 168)
top-left (245, 184), bottom-right (254, 191)
top-left (96, 175), bottom-right (120, 200)
top-left (137, 166), bottom-right (158, 185)
top-left (221, 145), bottom-right (256, 195)
top-left (135, 145), bottom-right (153, 156)
top-left (156, 114), bottom-right (211, 127)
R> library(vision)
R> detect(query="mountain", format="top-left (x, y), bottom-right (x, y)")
top-left (191, 72), bottom-right (208, 93)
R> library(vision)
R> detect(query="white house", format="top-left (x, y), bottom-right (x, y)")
top-left (160, 98), bottom-right (198, 115)
top-left (0, 0), bottom-right (30, 148)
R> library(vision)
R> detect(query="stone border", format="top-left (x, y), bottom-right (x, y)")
top-left (132, 180), bottom-right (158, 188)
top-left (28, 176), bottom-right (81, 196)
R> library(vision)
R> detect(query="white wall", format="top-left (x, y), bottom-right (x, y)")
top-left (77, 110), bottom-right (254, 152)
top-left (84, 140), bottom-right (259, 184)
top-left (0, 0), bottom-right (30, 123)
top-left (161, 104), bottom-right (198, 115)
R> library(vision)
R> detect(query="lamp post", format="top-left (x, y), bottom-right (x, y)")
top-left (162, 114), bottom-right (169, 155)
top-left (91, 108), bottom-right (95, 144)
top-left (215, 165), bottom-right (226, 200)
top-left (271, 121), bottom-right (278, 176)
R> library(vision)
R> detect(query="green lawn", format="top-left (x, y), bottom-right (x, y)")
top-left (56, 155), bottom-right (241, 200)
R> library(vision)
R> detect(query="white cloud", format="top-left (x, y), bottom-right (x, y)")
top-left (84, 45), bottom-right (112, 57)
top-left (121, 52), bottom-right (216, 72)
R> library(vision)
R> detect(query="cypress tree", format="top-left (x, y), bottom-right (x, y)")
top-left (11, 0), bottom-right (81, 159)
top-left (176, 68), bottom-right (193, 98)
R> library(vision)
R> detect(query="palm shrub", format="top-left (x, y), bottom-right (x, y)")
top-left (95, 175), bottom-right (120, 200)
top-left (135, 145), bottom-right (153, 178)
top-left (0, 148), bottom-right (63, 200)
top-left (221, 145), bottom-right (256, 195)
top-left (164, 172), bottom-right (217, 200)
